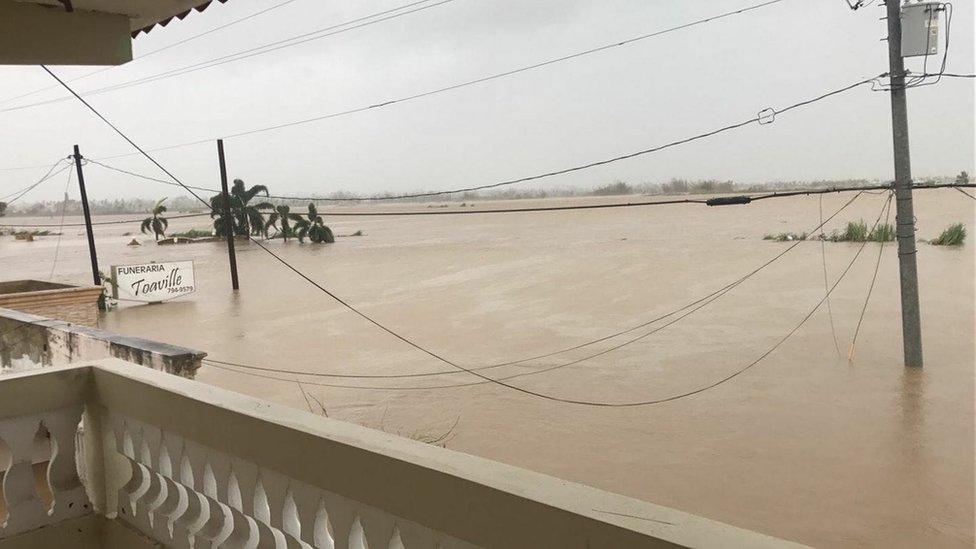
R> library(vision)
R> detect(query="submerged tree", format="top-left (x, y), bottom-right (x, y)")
top-left (140, 198), bottom-right (168, 241)
top-left (210, 179), bottom-right (273, 237)
top-left (294, 203), bottom-right (335, 243)
top-left (264, 204), bottom-right (304, 242)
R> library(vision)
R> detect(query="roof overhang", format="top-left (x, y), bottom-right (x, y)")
top-left (0, 0), bottom-right (230, 66)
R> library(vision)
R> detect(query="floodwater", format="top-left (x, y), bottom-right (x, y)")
top-left (1, 190), bottom-right (973, 547)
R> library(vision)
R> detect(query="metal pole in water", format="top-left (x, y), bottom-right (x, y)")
top-left (216, 139), bottom-right (240, 291)
top-left (885, 0), bottom-right (923, 367)
top-left (73, 144), bottom-right (100, 286)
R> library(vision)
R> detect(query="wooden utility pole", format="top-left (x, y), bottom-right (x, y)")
top-left (73, 145), bottom-right (100, 286)
top-left (216, 139), bottom-right (240, 290)
top-left (885, 0), bottom-right (923, 367)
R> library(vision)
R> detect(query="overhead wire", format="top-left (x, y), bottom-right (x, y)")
top-left (78, 75), bottom-right (886, 203)
top-left (0, 159), bottom-right (72, 206)
top-left (48, 168), bottom-right (73, 280)
top-left (210, 194), bottom-right (894, 402)
top-left (202, 191), bottom-right (866, 382)
top-left (1, 0), bottom-right (790, 168)
top-left (85, 158), bottom-right (976, 210)
top-left (847, 192), bottom-right (894, 362)
top-left (38, 56), bottom-right (909, 406)
top-left (819, 194), bottom-right (843, 357)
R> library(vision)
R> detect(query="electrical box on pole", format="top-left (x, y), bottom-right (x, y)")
top-left (900, 2), bottom-right (941, 57)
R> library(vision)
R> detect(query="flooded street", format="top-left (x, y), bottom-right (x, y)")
top-left (2, 190), bottom-right (973, 547)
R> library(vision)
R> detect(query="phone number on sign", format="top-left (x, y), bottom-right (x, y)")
top-left (167, 286), bottom-right (195, 294)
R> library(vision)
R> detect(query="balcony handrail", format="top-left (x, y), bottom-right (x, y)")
top-left (0, 360), bottom-right (804, 548)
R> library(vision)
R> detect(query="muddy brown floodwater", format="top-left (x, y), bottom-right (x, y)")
top-left (1, 190), bottom-right (973, 547)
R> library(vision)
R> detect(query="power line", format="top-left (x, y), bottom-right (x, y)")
top-left (208, 194), bottom-right (893, 402)
top-left (0, 0), bottom-right (790, 169)
top-left (49, 168), bottom-right (73, 280)
top-left (819, 194), bottom-right (843, 358)
top-left (4, 0), bottom-right (452, 114)
top-left (82, 76), bottom-right (884, 203)
top-left (2, 179), bottom-right (969, 228)
top-left (0, 212), bottom-right (210, 229)
top-left (88, 156), bottom-right (976, 210)
top-left (953, 186), bottom-right (975, 200)
top-left (201, 191), bottom-right (866, 382)
top-left (37, 60), bottom-right (906, 406)
top-left (0, 159), bottom-right (72, 205)
top-left (847, 192), bottom-right (894, 362)
top-left (0, 0), bottom-right (305, 107)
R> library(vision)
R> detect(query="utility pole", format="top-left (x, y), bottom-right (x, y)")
top-left (216, 139), bottom-right (240, 290)
top-left (885, 0), bottom-right (923, 367)
top-left (73, 145), bottom-right (100, 286)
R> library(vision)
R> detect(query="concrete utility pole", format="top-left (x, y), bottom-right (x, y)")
top-left (73, 144), bottom-right (100, 287)
top-left (884, 0), bottom-right (923, 367)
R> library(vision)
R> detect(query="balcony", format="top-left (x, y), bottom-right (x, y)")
top-left (0, 355), bottom-right (803, 548)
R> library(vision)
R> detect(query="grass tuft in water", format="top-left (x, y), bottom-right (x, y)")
top-left (930, 223), bottom-right (966, 246)
top-left (170, 228), bottom-right (214, 238)
top-left (763, 232), bottom-right (807, 242)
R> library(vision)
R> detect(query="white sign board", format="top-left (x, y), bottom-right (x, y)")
top-left (111, 261), bottom-right (195, 303)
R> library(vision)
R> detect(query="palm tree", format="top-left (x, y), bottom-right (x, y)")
top-left (264, 205), bottom-right (304, 241)
top-left (294, 203), bottom-right (335, 243)
top-left (140, 198), bottom-right (168, 241)
top-left (210, 179), bottom-right (273, 237)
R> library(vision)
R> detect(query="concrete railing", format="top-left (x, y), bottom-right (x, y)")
top-left (0, 307), bottom-right (204, 377)
top-left (0, 360), bottom-right (803, 548)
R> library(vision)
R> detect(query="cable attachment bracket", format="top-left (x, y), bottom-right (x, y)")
top-left (757, 107), bottom-right (776, 125)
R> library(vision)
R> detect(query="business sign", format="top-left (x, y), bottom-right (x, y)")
top-left (111, 261), bottom-right (195, 303)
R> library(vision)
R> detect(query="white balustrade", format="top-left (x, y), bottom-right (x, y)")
top-left (0, 361), bottom-right (803, 548)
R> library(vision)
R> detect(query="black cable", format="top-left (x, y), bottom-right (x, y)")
top-left (1, 160), bottom-right (72, 206)
top-left (847, 192), bottom-right (894, 362)
top-left (819, 194), bottom-right (843, 358)
top-left (953, 186), bottom-right (975, 200)
top-left (3, 0), bottom-right (790, 168)
top-left (86, 76), bottom-right (884, 203)
top-left (88, 158), bottom-right (976, 212)
top-left (0, 212), bottom-right (210, 229)
top-left (5, 0), bottom-right (450, 113)
top-left (209, 195), bottom-right (893, 401)
top-left (48, 168), bottom-right (73, 280)
top-left (40, 62), bottom-right (895, 406)
top-left (0, 158), bottom-right (69, 200)
top-left (0, 0), bottom-right (305, 107)
top-left (201, 191), bottom-right (866, 382)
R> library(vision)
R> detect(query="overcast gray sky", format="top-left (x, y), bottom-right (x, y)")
top-left (0, 0), bottom-right (972, 202)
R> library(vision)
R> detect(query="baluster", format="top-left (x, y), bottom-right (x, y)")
top-left (358, 506), bottom-right (396, 549)
top-left (42, 406), bottom-right (90, 522)
top-left (321, 493), bottom-right (358, 549)
top-left (290, 481), bottom-right (323, 547)
top-left (136, 423), bottom-right (167, 533)
top-left (0, 415), bottom-right (48, 537)
top-left (151, 432), bottom-right (189, 545)
top-left (182, 439), bottom-right (229, 547)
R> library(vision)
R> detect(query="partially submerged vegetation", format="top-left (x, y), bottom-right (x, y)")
top-left (828, 221), bottom-right (895, 243)
top-left (763, 232), bottom-right (807, 242)
top-left (764, 220), bottom-right (896, 243)
top-left (209, 179), bottom-right (334, 245)
top-left (0, 228), bottom-right (59, 238)
top-left (929, 223), bottom-right (966, 246)
top-left (170, 228), bottom-right (213, 238)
